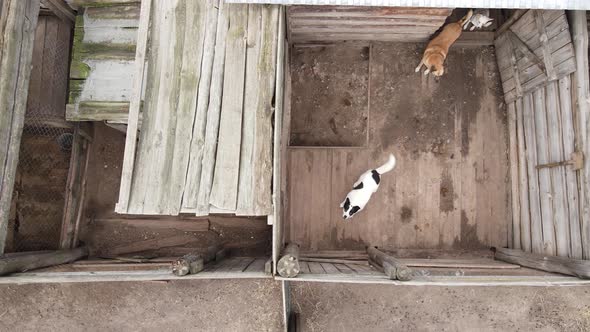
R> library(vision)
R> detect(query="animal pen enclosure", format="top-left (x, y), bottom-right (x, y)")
top-left (1, 0), bottom-right (590, 286)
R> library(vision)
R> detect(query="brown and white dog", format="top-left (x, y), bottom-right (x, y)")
top-left (415, 10), bottom-right (473, 77)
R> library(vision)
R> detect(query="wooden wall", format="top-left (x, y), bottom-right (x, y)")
top-left (287, 6), bottom-right (452, 43)
top-left (499, 10), bottom-right (587, 259)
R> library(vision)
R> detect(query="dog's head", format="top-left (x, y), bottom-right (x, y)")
top-left (341, 197), bottom-right (361, 220)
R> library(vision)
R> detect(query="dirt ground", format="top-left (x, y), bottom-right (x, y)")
top-left (79, 123), bottom-right (271, 258)
top-left (1, 281), bottom-right (589, 331)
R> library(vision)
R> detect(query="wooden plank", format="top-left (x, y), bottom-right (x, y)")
top-left (181, 0), bottom-right (219, 210)
top-left (244, 258), bottom-right (267, 272)
top-left (494, 247), bottom-right (590, 279)
top-left (93, 217), bottom-right (209, 232)
top-left (398, 259), bottom-right (519, 269)
top-left (333, 263), bottom-right (354, 274)
top-left (319, 263), bottom-right (341, 274)
top-left (506, 33), bottom-right (523, 98)
top-left (570, 11), bottom-right (590, 260)
top-left (507, 30), bottom-right (545, 74)
top-left (496, 9), bottom-right (526, 37)
top-left (195, 1), bottom-right (229, 215)
top-left (557, 76), bottom-right (583, 259)
top-left (522, 93), bottom-right (544, 254)
top-left (545, 81), bottom-right (570, 257)
top-left (0, 247), bottom-right (88, 276)
top-left (164, 0), bottom-right (208, 215)
top-left (287, 6), bottom-right (451, 19)
top-left (41, 0), bottom-right (76, 22)
top-left (104, 234), bottom-right (199, 256)
top-left (115, 0), bottom-right (151, 213)
top-left (533, 88), bottom-right (556, 255)
top-left (507, 103), bottom-right (521, 249)
top-left (272, 7), bottom-right (286, 273)
top-left (209, 4), bottom-right (248, 211)
top-left (533, 11), bottom-right (557, 80)
top-left (307, 262), bottom-right (326, 274)
top-left (0, 0), bottom-right (41, 254)
top-left (60, 127), bottom-right (84, 249)
top-left (27, 16), bottom-right (47, 117)
top-left (515, 99), bottom-right (532, 252)
top-left (236, 5), bottom-right (278, 216)
top-left (66, 101), bottom-right (133, 122)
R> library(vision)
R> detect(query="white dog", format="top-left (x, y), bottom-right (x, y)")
top-left (340, 154), bottom-right (396, 220)
top-left (463, 9), bottom-right (493, 31)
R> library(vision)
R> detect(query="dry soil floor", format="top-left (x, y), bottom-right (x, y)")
top-left (1, 280), bottom-right (589, 331)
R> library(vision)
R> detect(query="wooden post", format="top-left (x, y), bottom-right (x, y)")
top-left (0, 0), bottom-right (41, 254)
top-left (494, 247), bottom-right (590, 279)
top-left (277, 243), bottom-right (300, 278)
top-left (569, 11), bottom-right (590, 260)
top-left (367, 246), bottom-right (413, 281)
top-left (0, 246), bottom-right (88, 276)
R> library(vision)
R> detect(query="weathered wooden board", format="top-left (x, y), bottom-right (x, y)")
top-left (0, 0), bottom-right (41, 254)
top-left (287, 6), bottom-right (452, 43)
top-left (236, 5), bottom-right (279, 216)
top-left (209, 4), bottom-right (248, 211)
top-left (496, 10), bottom-right (576, 103)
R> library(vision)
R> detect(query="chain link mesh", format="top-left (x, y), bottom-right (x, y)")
top-left (6, 21), bottom-right (72, 253)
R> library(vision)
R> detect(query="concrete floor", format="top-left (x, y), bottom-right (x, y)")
top-left (0, 280), bottom-right (589, 331)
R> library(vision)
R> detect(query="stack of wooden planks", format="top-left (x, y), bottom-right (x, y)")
top-left (115, 0), bottom-right (279, 216)
top-left (287, 6), bottom-right (452, 43)
top-left (499, 10), bottom-right (588, 259)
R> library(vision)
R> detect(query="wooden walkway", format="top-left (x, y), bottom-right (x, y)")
top-left (67, 1), bottom-right (280, 216)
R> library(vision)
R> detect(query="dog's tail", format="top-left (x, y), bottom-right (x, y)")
top-left (458, 9), bottom-right (473, 26)
top-left (376, 154), bottom-right (396, 175)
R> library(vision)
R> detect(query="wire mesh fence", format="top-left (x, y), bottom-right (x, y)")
top-left (5, 14), bottom-right (73, 253)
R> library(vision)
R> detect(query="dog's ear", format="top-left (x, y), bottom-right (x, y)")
top-left (353, 182), bottom-right (364, 190)
top-left (343, 198), bottom-right (351, 211)
top-left (350, 206), bottom-right (361, 216)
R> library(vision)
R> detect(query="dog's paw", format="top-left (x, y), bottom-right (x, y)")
top-left (414, 66), bottom-right (421, 73)
top-left (423, 68), bottom-right (430, 75)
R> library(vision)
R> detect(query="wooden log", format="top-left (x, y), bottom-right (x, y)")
top-left (209, 4), bottom-right (248, 211)
top-left (569, 11), bottom-right (590, 260)
top-left (367, 246), bottom-right (413, 281)
top-left (105, 234), bottom-right (198, 256)
top-left (195, 1), bottom-right (229, 215)
top-left (277, 243), bottom-right (300, 278)
top-left (172, 253), bottom-right (204, 276)
top-left (0, 247), bottom-right (88, 276)
top-left (494, 247), bottom-right (590, 279)
top-left (0, 0), bottom-right (41, 254)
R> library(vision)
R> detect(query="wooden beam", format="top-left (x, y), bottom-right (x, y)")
top-left (495, 9), bottom-right (527, 38)
top-left (507, 30), bottom-right (545, 73)
top-left (569, 11), bottom-right (590, 260)
top-left (115, 0), bottom-right (151, 214)
top-left (0, 247), bottom-right (88, 276)
top-left (494, 247), bottom-right (590, 279)
top-left (41, 0), bottom-right (75, 23)
top-left (277, 243), bottom-right (300, 278)
top-left (367, 247), bottom-right (412, 281)
top-left (0, 0), bottom-right (41, 254)
top-left (93, 217), bottom-right (210, 232)
top-left (507, 102), bottom-right (521, 250)
top-left (533, 10), bottom-right (556, 80)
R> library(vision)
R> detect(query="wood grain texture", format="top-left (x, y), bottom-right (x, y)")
top-left (532, 88), bottom-right (556, 255)
top-left (286, 44), bottom-right (509, 251)
top-left (515, 99), bottom-right (532, 252)
top-left (0, 0), bottom-right (41, 253)
top-left (494, 247), bottom-right (590, 279)
top-left (507, 103), bottom-right (521, 249)
top-left (287, 6), bottom-right (451, 43)
top-left (209, 4), bottom-right (248, 211)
